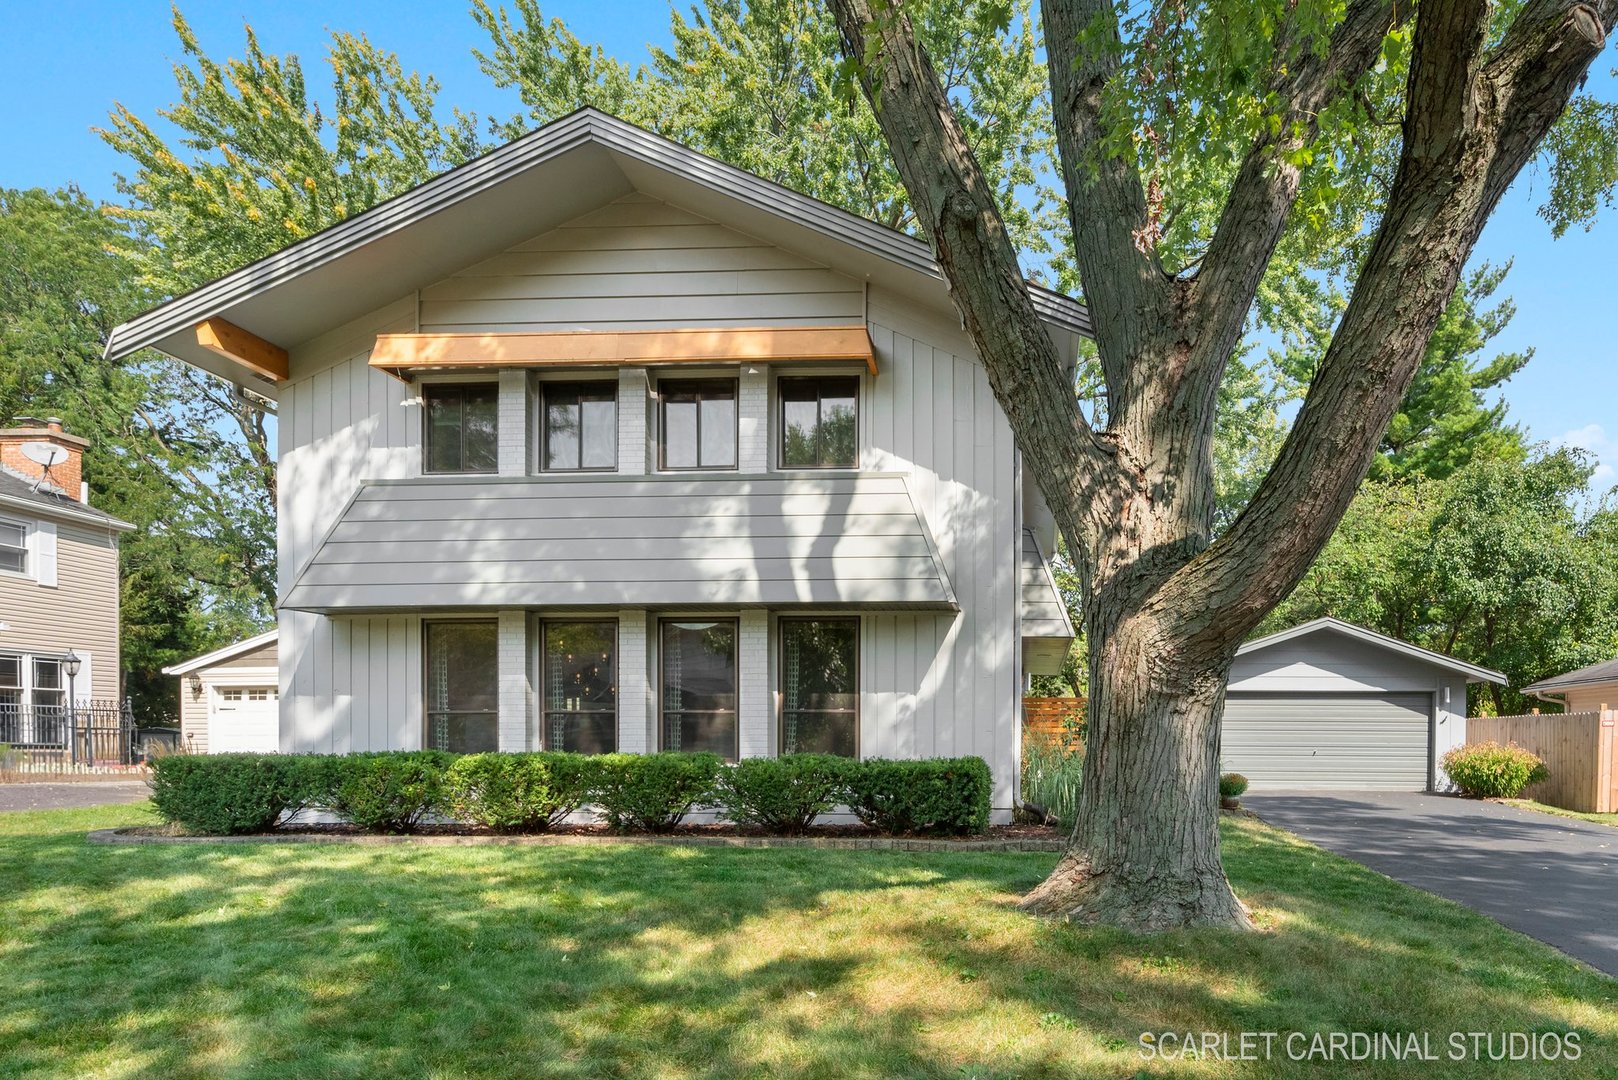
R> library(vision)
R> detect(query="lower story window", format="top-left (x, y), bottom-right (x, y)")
top-left (780, 618), bottom-right (859, 756)
top-left (425, 620), bottom-right (499, 753)
top-left (661, 620), bottom-right (737, 759)
top-left (541, 621), bottom-right (617, 752)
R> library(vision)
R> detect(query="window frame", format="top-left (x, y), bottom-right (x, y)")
top-left (656, 377), bottom-right (739, 473)
top-left (421, 618), bottom-right (501, 753)
top-left (538, 619), bottom-right (619, 753)
top-left (657, 616), bottom-right (740, 761)
top-left (0, 518), bottom-right (28, 576)
top-left (777, 617), bottom-right (861, 758)
top-left (776, 374), bottom-right (861, 470)
top-left (538, 380), bottom-right (619, 473)
top-left (421, 382), bottom-right (500, 476)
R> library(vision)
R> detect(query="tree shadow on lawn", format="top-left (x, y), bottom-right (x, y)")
top-left (1, 809), bottom-right (1615, 1079)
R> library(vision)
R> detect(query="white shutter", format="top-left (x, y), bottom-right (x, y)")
top-left (75, 651), bottom-right (93, 704)
top-left (34, 522), bottom-right (57, 588)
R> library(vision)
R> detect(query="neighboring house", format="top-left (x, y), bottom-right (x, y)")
top-left (162, 630), bottom-right (279, 754)
top-left (1224, 618), bottom-right (1504, 792)
top-left (1524, 660), bottom-right (1618, 712)
top-left (105, 109), bottom-right (1079, 819)
top-left (0, 418), bottom-right (134, 747)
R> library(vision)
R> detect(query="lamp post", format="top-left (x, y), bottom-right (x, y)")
top-left (63, 650), bottom-right (80, 765)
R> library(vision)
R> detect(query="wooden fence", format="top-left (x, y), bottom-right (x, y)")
top-left (1466, 710), bottom-right (1618, 813)
top-left (1023, 697), bottom-right (1085, 747)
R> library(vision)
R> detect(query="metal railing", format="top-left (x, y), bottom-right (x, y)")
top-left (0, 700), bottom-right (143, 778)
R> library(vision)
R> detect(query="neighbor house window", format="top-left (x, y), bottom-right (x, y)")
top-left (780, 619), bottom-right (859, 756)
top-left (0, 521), bottom-right (26, 574)
top-left (541, 621), bottom-right (617, 753)
top-left (31, 658), bottom-right (64, 713)
top-left (0, 655), bottom-right (20, 712)
top-left (542, 382), bottom-right (617, 472)
top-left (779, 376), bottom-right (858, 468)
top-left (424, 621), bottom-right (499, 752)
top-left (423, 384), bottom-right (499, 474)
top-left (659, 379), bottom-right (737, 470)
top-left (660, 620), bottom-right (737, 758)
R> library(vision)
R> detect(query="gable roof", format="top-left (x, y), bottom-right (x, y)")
top-left (1019, 528), bottom-right (1073, 640)
top-left (105, 108), bottom-right (1091, 399)
top-left (1237, 617), bottom-right (1506, 684)
top-left (161, 629), bottom-right (279, 676)
top-left (0, 471), bottom-right (134, 532)
top-left (1522, 658), bottom-right (1618, 694)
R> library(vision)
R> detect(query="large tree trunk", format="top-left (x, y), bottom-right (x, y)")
top-left (1022, 612), bottom-right (1247, 929)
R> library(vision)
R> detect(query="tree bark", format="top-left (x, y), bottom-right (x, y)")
top-left (829, 0), bottom-right (1618, 931)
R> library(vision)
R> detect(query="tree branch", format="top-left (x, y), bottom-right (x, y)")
top-left (827, 0), bottom-right (1113, 558)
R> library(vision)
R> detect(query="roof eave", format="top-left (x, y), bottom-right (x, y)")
top-left (162, 628), bottom-right (280, 676)
top-left (1238, 617), bottom-right (1506, 684)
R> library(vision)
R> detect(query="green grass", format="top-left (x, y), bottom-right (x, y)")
top-left (2, 803), bottom-right (1615, 1078)
top-left (1501, 798), bottom-right (1618, 829)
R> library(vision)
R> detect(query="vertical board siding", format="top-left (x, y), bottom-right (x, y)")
top-left (1467, 711), bottom-right (1618, 813)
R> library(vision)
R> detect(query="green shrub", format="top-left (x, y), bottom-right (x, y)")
top-left (1219, 773), bottom-right (1249, 801)
top-left (1441, 742), bottom-right (1549, 799)
top-left (591, 752), bottom-right (720, 832)
top-left (1022, 736), bottom-right (1083, 828)
top-left (444, 752), bottom-right (596, 832)
top-left (322, 751), bottom-right (455, 833)
top-left (713, 754), bottom-right (852, 834)
top-left (844, 757), bottom-right (992, 835)
top-left (148, 753), bottom-right (319, 835)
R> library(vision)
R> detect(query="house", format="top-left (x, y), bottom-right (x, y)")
top-left (1523, 659), bottom-right (1618, 712)
top-left (0, 418), bottom-right (134, 749)
top-left (162, 630), bottom-right (279, 754)
top-left (1223, 618), bottom-right (1505, 791)
top-left (105, 109), bottom-right (1079, 820)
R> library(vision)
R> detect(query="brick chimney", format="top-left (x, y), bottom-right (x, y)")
top-left (0, 417), bottom-right (88, 502)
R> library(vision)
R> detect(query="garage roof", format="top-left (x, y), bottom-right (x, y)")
top-left (1238, 618), bottom-right (1505, 684)
top-left (162, 629), bottom-right (279, 677)
top-left (104, 108), bottom-right (1091, 399)
top-left (1522, 657), bottom-right (1618, 694)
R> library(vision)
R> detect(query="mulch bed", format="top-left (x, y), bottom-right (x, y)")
top-left (90, 821), bottom-right (1066, 852)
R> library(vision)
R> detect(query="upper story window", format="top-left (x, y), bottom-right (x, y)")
top-left (0, 520), bottom-right (26, 574)
top-left (659, 379), bottom-right (737, 471)
top-left (779, 376), bottom-right (858, 468)
top-left (423, 384), bottom-right (498, 474)
top-left (542, 382), bottom-right (618, 472)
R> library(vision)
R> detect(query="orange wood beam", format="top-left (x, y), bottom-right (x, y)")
top-left (369, 326), bottom-right (877, 381)
top-left (195, 318), bottom-right (290, 382)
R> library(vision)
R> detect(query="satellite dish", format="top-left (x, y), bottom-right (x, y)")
top-left (19, 442), bottom-right (67, 468)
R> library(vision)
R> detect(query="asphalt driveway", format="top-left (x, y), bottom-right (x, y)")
top-left (1246, 791), bottom-right (1618, 978)
top-left (0, 781), bottom-right (150, 812)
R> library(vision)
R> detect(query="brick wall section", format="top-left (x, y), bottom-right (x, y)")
top-left (618, 370), bottom-right (648, 475)
top-left (738, 611), bottom-right (770, 758)
top-left (497, 371), bottom-right (529, 477)
top-left (738, 369), bottom-right (769, 473)
top-left (617, 610), bottom-right (650, 752)
top-left (497, 610), bottom-right (533, 751)
top-left (0, 421), bottom-right (86, 499)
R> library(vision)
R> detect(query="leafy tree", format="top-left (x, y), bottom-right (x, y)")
top-left (830, 0), bottom-right (1618, 928)
top-left (472, 0), bottom-right (1057, 247)
top-left (1269, 450), bottom-right (1618, 714)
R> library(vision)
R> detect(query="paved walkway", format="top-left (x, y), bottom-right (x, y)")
top-left (0, 781), bottom-right (150, 812)
top-left (1246, 791), bottom-right (1618, 978)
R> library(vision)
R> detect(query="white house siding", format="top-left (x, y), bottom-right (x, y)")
top-left (1227, 633), bottom-right (1469, 788)
top-left (273, 205), bottom-right (1025, 815)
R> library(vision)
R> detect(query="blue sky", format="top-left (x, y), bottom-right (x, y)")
top-left (3, 1), bottom-right (1615, 488)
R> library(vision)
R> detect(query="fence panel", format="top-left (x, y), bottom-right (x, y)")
top-left (0, 700), bottom-right (148, 782)
top-left (1023, 697), bottom-right (1085, 747)
top-left (1466, 711), bottom-right (1617, 813)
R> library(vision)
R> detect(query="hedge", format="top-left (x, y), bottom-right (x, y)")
top-left (148, 751), bottom-right (995, 836)
top-left (1441, 741), bottom-right (1549, 799)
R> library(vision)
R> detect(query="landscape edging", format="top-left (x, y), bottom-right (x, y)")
top-left (87, 827), bottom-right (1064, 852)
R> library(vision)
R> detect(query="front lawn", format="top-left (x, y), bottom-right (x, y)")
top-left (1501, 798), bottom-right (1618, 830)
top-left (1, 804), bottom-right (1613, 1078)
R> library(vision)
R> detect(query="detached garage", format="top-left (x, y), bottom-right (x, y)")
top-left (163, 630), bottom-right (279, 754)
top-left (1224, 618), bottom-right (1504, 792)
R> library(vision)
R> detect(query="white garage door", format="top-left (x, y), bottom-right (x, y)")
top-left (1221, 692), bottom-right (1432, 790)
top-left (210, 685), bottom-right (279, 753)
